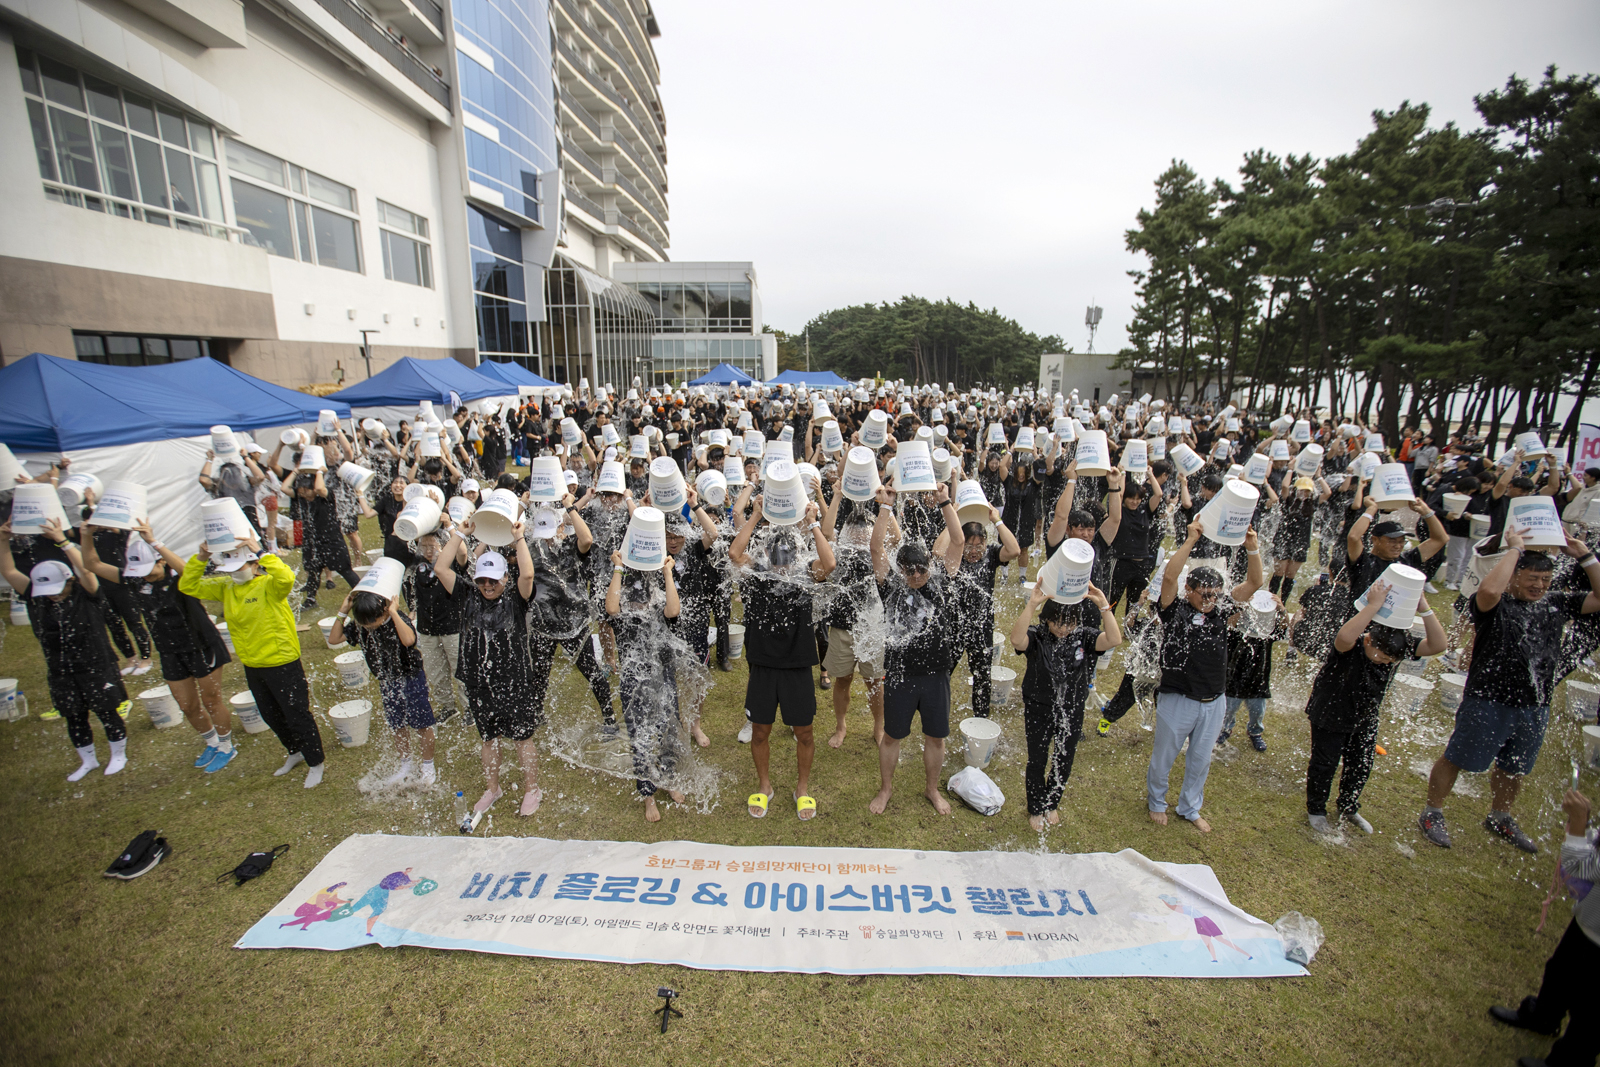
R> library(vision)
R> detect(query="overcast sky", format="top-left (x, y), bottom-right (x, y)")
top-left (653, 0), bottom-right (1600, 354)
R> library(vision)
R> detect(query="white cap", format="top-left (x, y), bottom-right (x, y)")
top-left (461, 478), bottom-right (480, 494)
top-left (29, 559), bottom-right (73, 595)
top-left (123, 538), bottom-right (158, 578)
top-left (474, 551), bottom-right (508, 581)
top-left (530, 508), bottom-right (561, 540)
top-left (214, 546), bottom-right (259, 573)
top-left (563, 470), bottom-right (579, 487)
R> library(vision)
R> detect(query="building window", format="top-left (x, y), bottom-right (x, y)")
top-left (378, 200), bottom-right (432, 287)
top-left (627, 280), bottom-right (753, 333)
top-left (468, 205), bottom-right (531, 360)
top-left (73, 331), bottom-right (216, 366)
top-left (17, 46), bottom-right (230, 238)
top-left (224, 139), bottom-right (362, 272)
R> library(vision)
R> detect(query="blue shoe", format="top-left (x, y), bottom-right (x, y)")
top-left (194, 745), bottom-right (218, 768)
top-left (202, 747), bottom-right (237, 773)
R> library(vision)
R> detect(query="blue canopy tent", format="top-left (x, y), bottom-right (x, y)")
top-left (325, 356), bottom-right (511, 408)
top-left (764, 369), bottom-right (851, 389)
top-left (473, 360), bottom-right (560, 390)
top-left (686, 362), bottom-right (757, 387)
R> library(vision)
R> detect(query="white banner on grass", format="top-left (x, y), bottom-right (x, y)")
top-left (236, 834), bottom-right (1306, 978)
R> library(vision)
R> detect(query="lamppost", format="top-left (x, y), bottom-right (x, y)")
top-left (358, 329), bottom-right (379, 379)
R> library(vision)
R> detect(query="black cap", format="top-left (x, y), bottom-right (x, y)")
top-left (1370, 520), bottom-right (1406, 538)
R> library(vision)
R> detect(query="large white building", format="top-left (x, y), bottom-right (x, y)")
top-left (0, 0), bottom-right (763, 391)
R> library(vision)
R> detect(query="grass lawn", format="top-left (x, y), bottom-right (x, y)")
top-left (0, 502), bottom-right (1591, 1067)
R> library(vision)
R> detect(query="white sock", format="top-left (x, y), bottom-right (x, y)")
top-left (198, 728), bottom-right (218, 750)
top-left (68, 744), bottom-right (99, 782)
top-left (303, 762), bottom-right (325, 789)
top-left (274, 752), bottom-right (306, 777)
top-left (421, 759), bottom-right (435, 775)
top-left (105, 738), bottom-right (128, 775)
top-left (215, 730), bottom-right (233, 754)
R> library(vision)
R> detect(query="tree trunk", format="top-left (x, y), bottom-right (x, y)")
top-left (1556, 349), bottom-right (1600, 450)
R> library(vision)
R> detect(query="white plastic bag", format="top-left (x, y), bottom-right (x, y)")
top-left (947, 766), bottom-right (1005, 816)
top-left (1274, 911), bottom-right (1325, 966)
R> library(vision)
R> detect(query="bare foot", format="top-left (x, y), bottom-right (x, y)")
top-left (518, 787), bottom-right (541, 817)
top-left (644, 796), bottom-right (661, 822)
top-left (667, 790), bottom-right (686, 804)
top-left (1047, 809), bottom-right (1060, 826)
top-left (475, 788), bottom-right (503, 813)
top-left (868, 787), bottom-right (892, 815)
top-left (924, 788), bottom-right (952, 815)
top-left (827, 727), bottom-right (847, 749)
top-left (1028, 814), bottom-right (1045, 831)
top-left (691, 722), bottom-right (710, 748)
top-left (1187, 815), bottom-right (1212, 833)
top-left (1149, 810), bottom-right (1168, 826)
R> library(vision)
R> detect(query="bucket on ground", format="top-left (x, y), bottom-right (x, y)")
top-left (1584, 725), bottom-right (1600, 770)
top-left (327, 699), bottom-right (373, 747)
top-left (230, 690), bottom-right (270, 733)
top-left (0, 679), bottom-right (17, 722)
top-left (138, 685), bottom-right (184, 729)
top-left (728, 624), bottom-right (746, 659)
top-left (960, 716), bottom-right (1002, 769)
top-left (334, 650), bottom-right (369, 688)
top-left (991, 630), bottom-right (1006, 663)
top-left (10, 600), bottom-right (28, 626)
top-left (1389, 675), bottom-right (1434, 717)
top-left (319, 616), bottom-right (347, 648)
top-left (216, 622), bottom-right (234, 653)
top-left (990, 665), bottom-right (1017, 704)
top-left (1567, 680), bottom-right (1600, 723)
top-left (1438, 672), bottom-right (1467, 710)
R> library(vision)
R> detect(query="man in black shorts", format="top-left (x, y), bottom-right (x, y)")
top-left (869, 483), bottom-right (964, 815)
top-left (730, 493), bottom-right (836, 820)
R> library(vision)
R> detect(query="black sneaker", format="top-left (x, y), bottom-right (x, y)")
top-left (1418, 809), bottom-right (1452, 848)
top-left (1250, 735), bottom-right (1267, 752)
top-left (1485, 814), bottom-right (1539, 854)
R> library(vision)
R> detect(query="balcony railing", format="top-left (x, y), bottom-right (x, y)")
top-left (562, 136), bottom-right (603, 183)
top-left (588, 0), bottom-right (659, 95)
top-left (613, 210), bottom-right (667, 259)
top-left (310, 0), bottom-right (450, 110)
top-left (555, 38), bottom-right (657, 157)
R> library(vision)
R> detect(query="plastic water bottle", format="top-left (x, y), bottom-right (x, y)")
top-left (453, 790), bottom-right (468, 827)
top-left (13, 690), bottom-right (24, 720)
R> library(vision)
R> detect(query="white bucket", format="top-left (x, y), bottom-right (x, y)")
top-left (447, 496), bottom-right (475, 525)
top-left (894, 441), bottom-right (937, 492)
top-left (89, 481), bottom-right (147, 530)
top-left (527, 457), bottom-right (564, 503)
top-left (362, 418), bottom-right (386, 441)
top-left (956, 480), bottom-right (991, 524)
top-left (959, 716), bottom-right (1002, 769)
top-left (990, 665), bottom-right (1017, 705)
top-left (354, 557), bottom-right (405, 601)
top-left (327, 698), bottom-right (373, 747)
top-left (1351, 562), bottom-right (1427, 630)
top-left (1037, 538), bottom-right (1095, 604)
top-left (230, 689), bottom-right (270, 733)
top-left (1469, 513), bottom-right (1491, 539)
top-left (1438, 672), bottom-right (1467, 710)
top-left (743, 430), bottom-right (765, 459)
top-left (333, 650), bottom-right (370, 688)
top-left (319, 616), bottom-right (347, 649)
top-left (1146, 415), bottom-right (1166, 437)
top-left (210, 424), bottom-right (240, 463)
top-left (1246, 589), bottom-right (1278, 637)
top-left (991, 630), bottom-right (1006, 662)
top-left (630, 434), bottom-right (649, 459)
top-left (932, 447), bottom-right (953, 483)
top-left (696, 469), bottom-right (728, 507)
top-left (1365, 433), bottom-right (1386, 453)
top-left (1123, 439), bottom-right (1149, 474)
top-left (56, 471), bottom-right (103, 509)
top-left (1075, 430), bottom-right (1111, 476)
top-left (861, 410), bottom-right (890, 450)
top-left (11, 483), bottom-right (70, 534)
top-left (560, 417), bottom-right (583, 448)
top-left (418, 430), bottom-right (442, 458)
top-left (0, 678), bottom-right (17, 721)
top-left (138, 685), bottom-right (184, 729)
top-left (1170, 443), bottom-right (1205, 476)
top-left (1357, 452), bottom-right (1381, 481)
top-left (403, 483), bottom-right (445, 507)
top-left (1292, 419), bottom-right (1312, 443)
top-left (821, 420), bottom-right (844, 454)
top-left (649, 458), bottom-right (687, 511)
top-left (1507, 495), bottom-right (1565, 547)
top-left (316, 409), bottom-right (339, 435)
top-left (1243, 452), bottom-right (1271, 485)
top-left (0, 443), bottom-right (24, 491)
top-left (1390, 675), bottom-right (1434, 717)
top-left (1014, 426), bottom-right (1035, 452)
top-left (1568, 680), bottom-right (1600, 723)
top-left (841, 447), bottom-right (880, 502)
top-left (216, 622), bottom-right (234, 653)
top-left (473, 488), bottom-right (522, 547)
top-left (623, 506), bottom-right (667, 569)
top-left (728, 623), bottom-right (746, 659)
top-left (1213, 440), bottom-right (1233, 463)
top-left (1057, 418), bottom-right (1078, 443)
top-left (1198, 480), bottom-right (1260, 546)
top-left (723, 455), bottom-right (747, 487)
top-left (1371, 463), bottom-right (1416, 510)
top-left (9, 600), bottom-right (27, 626)
top-left (762, 440), bottom-right (794, 474)
top-left (393, 497), bottom-right (442, 541)
top-left (337, 462), bottom-right (375, 493)
top-left (596, 460), bottom-right (626, 495)
top-left (201, 497), bottom-right (252, 551)
top-left (279, 427), bottom-right (310, 448)
top-left (1441, 492), bottom-right (1471, 516)
top-left (1514, 430), bottom-right (1547, 456)
top-left (1269, 439), bottom-right (1291, 462)
top-left (297, 445), bottom-right (327, 472)
top-left (761, 463), bottom-right (805, 526)
top-left (1270, 414), bottom-right (1293, 435)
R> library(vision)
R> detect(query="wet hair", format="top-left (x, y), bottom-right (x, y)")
top-left (1151, 460), bottom-right (1172, 478)
top-left (1368, 625), bottom-right (1412, 659)
top-left (350, 591), bottom-right (389, 626)
top-left (421, 458), bottom-right (444, 478)
top-left (896, 542), bottom-right (931, 572)
top-left (1039, 599), bottom-right (1072, 628)
top-left (1187, 566), bottom-right (1224, 591)
top-left (496, 473), bottom-right (520, 491)
top-left (1068, 508), bottom-right (1096, 530)
top-left (961, 521), bottom-right (987, 542)
top-left (1516, 551), bottom-right (1555, 573)
top-left (1509, 476), bottom-right (1536, 492)
top-left (1201, 475), bottom-right (1223, 492)
top-left (1123, 480), bottom-right (1147, 501)
top-left (1455, 476), bottom-right (1480, 493)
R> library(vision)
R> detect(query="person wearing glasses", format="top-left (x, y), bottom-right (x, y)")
top-left (1146, 518), bottom-right (1263, 832)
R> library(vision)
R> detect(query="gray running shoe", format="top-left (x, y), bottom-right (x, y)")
top-left (1308, 814), bottom-right (1336, 835)
top-left (1344, 811), bottom-right (1375, 834)
top-left (1419, 809), bottom-right (1452, 848)
top-left (1485, 814), bottom-right (1538, 854)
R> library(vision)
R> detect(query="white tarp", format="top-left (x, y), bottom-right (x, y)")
top-left (236, 834), bottom-right (1306, 978)
top-left (17, 437), bottom-right (211, 557)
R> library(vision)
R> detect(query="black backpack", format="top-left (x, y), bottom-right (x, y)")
top-left (217, 844), bottom-right (290, 887)
top-left (104, 830), bottom-right (169, 880)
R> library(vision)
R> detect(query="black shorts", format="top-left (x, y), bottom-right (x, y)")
top-left (743, 664), bottom-right (817, 728)
top-left (158, 640), bottom-right (229, 682)
top-left (465, 685), bottom-right (544, 741)
top-left (883, 672), bottom-right (951, 740)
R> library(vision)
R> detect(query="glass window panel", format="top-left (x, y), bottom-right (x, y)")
top-left (106, 335), bottom-right (140, 355)
top-left (663, 283), bottom-right (684, 321)
top-left (156, 107), bottom-right (187, 145)
top-left (290, 166), bottom-right (304, 195)
top-left (380, 227), bottom-right (393, 280)
top-left (707, 283), bottom-right (731, 320)
top-left (48, 108), bottom-right (99, 192)
top-left (169, 339), bottom-right (201, 360)
top-left (74, 334), bottom-right (104, 357)
top-left (682, 283), bottom-right (707, 325)
top-left (142, 337), bottom-right (169, 358)
top-left (187, 120), bottom-right (214, 158)
top-left (467, 205), bottom-right (521, 259)
top-left (26, 100), bottom-right (56, 181)
top-left (38, 57), bottom-right (83, 110)
top-left (194, 159), bottom-right (223, 221)
top-left (225, 140), bottom-right (285, 187)
top-left (231, 181), bottom-right (294, 256)
top-left (132, 137), bottom-right (166, 206)
top-left (310, 207), bottom-right (361, 272)
top-left (93, 124), bottom-right (135, 200)
top-left (729, 282), bottom-right (752, 321)
top-left (383, 231), bottom-right (430, 287)
top-left (82, 76), bottom-right (122, 123)
top-left (17, 47), bottom-right (39, 96)
top-left (165, 147), bottom-right (197, 215)
top-left (294, 201), bottom-right (312, 261)
top-left (306, 171), bottom-right (353, 211)
top-left (123, 93), bottom-right (157, 137)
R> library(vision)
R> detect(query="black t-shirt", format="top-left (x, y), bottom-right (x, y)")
top-left (953, 544), bottom-right (1003, 625)
top-left (346, 612), bottom-right (426, 680)
top-left (1021, 623), bottom-right (1100, 714)
top-left (449, 581), bottom-right (532, 692)
top-left (879, 571), bottom-right (956, 678)
top-left (1305, 635), bottom-right (1418, 731)
top-left (1225, 618), bottom-right (1288, 699)
top-left (409, 558), bottom-right (464, 635)
top-left (826, 548), bottom-right (877, 630)
top-left (1466, 591), bottom-right (1587, 707)
top-left (1344, 545), bottom-right (1426, 601)
top-left (740, 572), bottom-right (817, 668)
top-left (900, 500), bottom-right (943, 549)
top-left (1156, 595), bottom-right (1240, 700)
top-left (133, 572), bottom-right (229, 663)
top-left (28, 582), bottom-right (118, 680)
top-left (526, 537), bottom-right (593, 640)
top-left (1108, 502), bottom-right (1154, 560)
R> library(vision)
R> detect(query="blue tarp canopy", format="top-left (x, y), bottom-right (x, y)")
top-left (325, 356), bottom-right (510, 408)
top-left (0, 353), bottom-right (351, 452)
top-left (764, 369), bottom-right (852, 388)
top-left (473, 360), bottom-right (560, 390)
top-left (686, 362), bottom-right (757, 386)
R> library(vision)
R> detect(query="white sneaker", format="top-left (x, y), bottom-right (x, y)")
top-left (1308, 813), bottom-right (1336, 835)
top-left (1344, 811), bottom-right (1374, 834)
top-left (1445, 581), bottom-right (1459, 591)
top-left (381, 765), bottom-right (413, 788)
top-left (737, 722), bottom-right (753, 744)
top-left (1424, 582), bottom-right (1438, 594)
top-left (416, 765), bottom-right (437, 787)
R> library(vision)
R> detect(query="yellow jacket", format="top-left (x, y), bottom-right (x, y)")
top-left (179, 553), bottom-right (302, 669)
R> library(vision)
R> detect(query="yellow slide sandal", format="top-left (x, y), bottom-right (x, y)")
top-left (795, 794), bottom-right (817, 822)
top-left (747, 792), bottom-right (772, 819)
